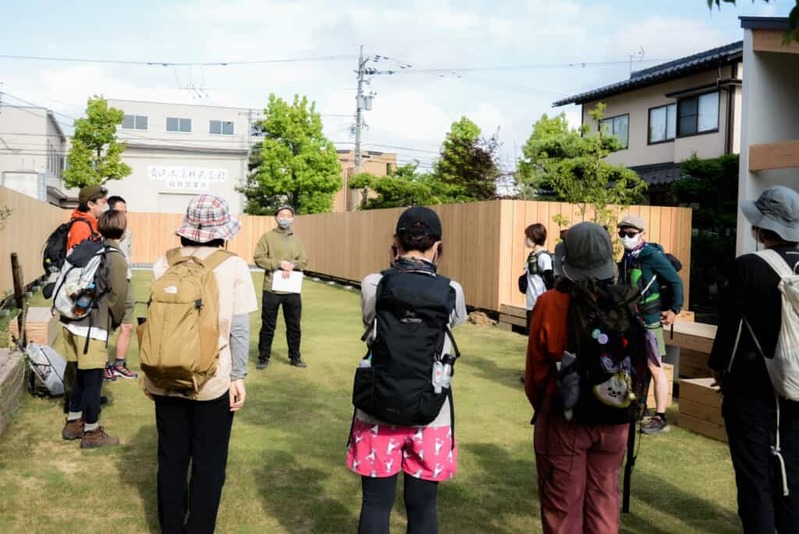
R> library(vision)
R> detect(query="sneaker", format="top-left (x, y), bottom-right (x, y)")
top-left (103, 366), bottom-right (117, 382)
top-left (256, 360), bottom-right (269, 370)
top-left (62, 418), bottom-right (84, 440)
top-left (112, 362), bottom-right (138, 379)
top-left (641, 415), bottom-right (670, 435)
top-left (290, 358), bottom-right (307, 368)
top-left (80, 426), bottom-right (120, 449)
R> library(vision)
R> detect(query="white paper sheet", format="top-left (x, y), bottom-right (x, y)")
top-left (271, 270), bottom-right (303, 293)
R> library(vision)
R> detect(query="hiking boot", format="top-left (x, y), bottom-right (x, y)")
top-left (256, 360), bottom-right (269, 370)
top-left (103, 366), bottom-right (117, 382)
top-left (641, 415), bottom-right (670, 435)
top-left (290, 358), bottom-right (307, 368)
top-left (80, 426), bottom-right (120, 449)
top-left (112, 362), bottom-right (138, 379)
top-left (62, 418), bottom-right (84, 440)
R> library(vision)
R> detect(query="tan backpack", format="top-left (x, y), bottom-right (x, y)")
top-left (138, 248), bottom-right (233, 393)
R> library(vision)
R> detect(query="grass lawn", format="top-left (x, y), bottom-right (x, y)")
top-left (0, 271), bottom-right (740, 533)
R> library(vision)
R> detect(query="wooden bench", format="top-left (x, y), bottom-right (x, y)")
top-left (8, 307), bottom-right (58, 346)
top-left (678, 377), bottom-right (727, 443)
top-left (664, 321), bottom-right (718, 379)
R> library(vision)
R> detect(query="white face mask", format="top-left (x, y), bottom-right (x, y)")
top-left (620, 235), bottom-right (640, 250)
top-left (525, 238), bottom-right (534, 248)
top-left (277, 218), bottom-right (293, 229)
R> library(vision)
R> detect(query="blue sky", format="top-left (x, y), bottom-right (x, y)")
top-left (0, 0), bottom-right (790, 170)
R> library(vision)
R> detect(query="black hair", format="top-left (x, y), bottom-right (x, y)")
top-left (77, 203), bottom-right (89, 213)
top-left (180, 237), bottom-right (225, 248)
top-left (98, 210), bottom-right (126, 240)
top-left (108, 195), bottom-right (126, 209)
top-left (756, 227), bottom-right (798, 245)
top-left (396, 232), bottom-right (440, 255)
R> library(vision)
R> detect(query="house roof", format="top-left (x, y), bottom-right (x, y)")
top-left (631, 162), bottom-right (683, 186)
top-left (740, 16), bottom-right (790, 31)
top-left (553, 41), bottom-right (743, 107)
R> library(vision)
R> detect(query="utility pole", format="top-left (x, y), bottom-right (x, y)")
top-left (354, 45), bottom-right (366, 177)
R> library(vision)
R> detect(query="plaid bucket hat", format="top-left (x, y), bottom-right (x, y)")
top-left (176, 194), bottom-right (241, 243)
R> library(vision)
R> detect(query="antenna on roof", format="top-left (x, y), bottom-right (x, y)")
top-left (628, 47), bottom-right (645, 76)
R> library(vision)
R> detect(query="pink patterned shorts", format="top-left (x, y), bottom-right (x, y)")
top-left (347, 420), bottom-right (458, 481)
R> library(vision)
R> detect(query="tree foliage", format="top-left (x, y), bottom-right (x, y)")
top-left (350, 163), bottom-right (457, 209)
top-left (63, 96), bottom-right (131, 188)
top-left (516, 104), bottom-right (647, 228)
top-left (708, 0), bottom-right (799, 42)
top-left (671, 153), bottom-right (740, 313)
top-left (239, 94), bottom-right (342, 215)
top-left (433, 116), bottom-right (501, 201)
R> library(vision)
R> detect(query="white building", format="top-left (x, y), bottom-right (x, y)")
top-left (108, 99), bottom-right (256, 214)
top-left (737, 17), bottom-right (799, 254)
top-left (0, 104), bottom-right (70, 205)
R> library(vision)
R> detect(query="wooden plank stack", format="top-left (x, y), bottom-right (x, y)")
top-left (678, 377), bottom-right (727, 443)
top-left (498, 304), bottom-right (527, 331)
top-left (0, 349), bottom-right (25, 438)
top-left (8, 307), bottom-right (57, 346)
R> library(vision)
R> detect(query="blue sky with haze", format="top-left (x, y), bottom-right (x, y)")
top-left (0, 0), bottom-right (789, 170)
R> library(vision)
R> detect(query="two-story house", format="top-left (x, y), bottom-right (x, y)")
top-left (553, 42), bottom-right (743, 204)
top-left (0, 104), bottom-right (70, 205)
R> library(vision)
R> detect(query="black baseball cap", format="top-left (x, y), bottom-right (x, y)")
top-left (396, 206), bottom-right (442, 238)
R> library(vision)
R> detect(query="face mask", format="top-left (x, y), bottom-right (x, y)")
top-left (525, 238), bottom-right (534, 248)
top-left (620, 235), bottom-right (640, 250)
top-left (277, 218), bottom-right (293, 229)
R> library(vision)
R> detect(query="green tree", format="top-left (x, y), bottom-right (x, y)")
top-left (239, 94), bottom-right (342, 215)
top-left (433, 116), bottom-right (501, 201)
top-left (708, 1), bottom-right (799, 42)
top-left (671, 154), bottom-right (739, 315)
top-left (350, 162), bottom-right (454, 209)
top-left (517, 104), bottom-right (647, 228)
top-left (63, 96), bottom-right (131, 188)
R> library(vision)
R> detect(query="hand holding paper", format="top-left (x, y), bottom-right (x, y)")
top-left (272, 270), bottom-right (303, 293)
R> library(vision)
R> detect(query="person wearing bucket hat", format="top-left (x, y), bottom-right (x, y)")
top-left (253, 205), bottom-right (309, 369)
top-left (525, 222), bottom-right (634, 533)
top-left (709, 185), bottom-right (799, 533)
top-left (146, 193), bottom-right (258, 533)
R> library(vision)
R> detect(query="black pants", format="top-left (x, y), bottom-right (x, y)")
top-left (358, 473), bottom-right (439, 534)
top-left (154, 392), bottom-right (234, 534)
top-left (723, 394), bottom-right (799, 534)
top-left (258, 291), bottom-right (302, 362)
top-left (68, 368), bottom-right (103, 424)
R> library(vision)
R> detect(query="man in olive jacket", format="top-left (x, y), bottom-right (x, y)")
top-left (254, 206), bottom-right (309, 369)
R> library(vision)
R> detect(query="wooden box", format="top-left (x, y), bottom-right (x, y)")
top-left (646, 363), bottom-right (674, 410)
top-left (678, 377), bottom-right (727, 443)
top-left (8, 307), bottom-right (57, 346)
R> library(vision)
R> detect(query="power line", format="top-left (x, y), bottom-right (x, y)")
top-left (0, 53), bottom-right (355, 67)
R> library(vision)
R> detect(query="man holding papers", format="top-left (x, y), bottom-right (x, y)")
top-left (254, 206), bottom-right (309, 369)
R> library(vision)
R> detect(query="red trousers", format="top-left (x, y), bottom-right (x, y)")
top-left (534, 402), bottom-right (629, 534)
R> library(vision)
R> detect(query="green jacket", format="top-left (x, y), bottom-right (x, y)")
top-left (619, 243), bottom-right (684, 324)
top-left (253, 226), bottom-right (308, 293)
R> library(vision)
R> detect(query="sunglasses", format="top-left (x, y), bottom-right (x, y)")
top-left (618, 230), bottom-right (639, 238)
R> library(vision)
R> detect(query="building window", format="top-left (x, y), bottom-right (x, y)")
top-left (167, 117), bottom-right (192, 133)
top-left (648, 104), bottom-right (677, 144)
top-left (677, 91), bottom-right (719, 137)
top-left (600, 114), bottom-right (629, 149)
top-left (122, 114), bottom-right (148, 130)
top-left (209, 120), bottom-right (234, 135)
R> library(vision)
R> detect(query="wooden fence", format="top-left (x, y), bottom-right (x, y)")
top-left (127, 199), bottom-right (692, 313)
top-left (1, 190), bottom-right (693, 314)
top-left (0, 187), bottom-right (66, 298)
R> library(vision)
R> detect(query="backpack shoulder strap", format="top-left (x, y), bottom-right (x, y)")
top-left (755, 249), bottom-right (794, 277)
top-left (203, 249), bottom-right (236, 271)
top-left (166, 248), bottom-right (184, 267)
top-left (70, 217), bottom-right (99, 238)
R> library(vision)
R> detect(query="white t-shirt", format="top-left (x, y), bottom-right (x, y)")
top-left (525, 250), bottom-right (553, 311)
top-left (145, 247), bottom-right (258, 401)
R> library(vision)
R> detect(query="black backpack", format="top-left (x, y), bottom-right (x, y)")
top-left (518, 250), bottom-right (554, 294)
top-left (42, 217), bottom-right (99, 276)
top-left (645, 243), bottom-right (683, 312)
top-left (556, 281), bottom-right (647, 425)
top-left (352, 267), bottom-right (458, 426)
